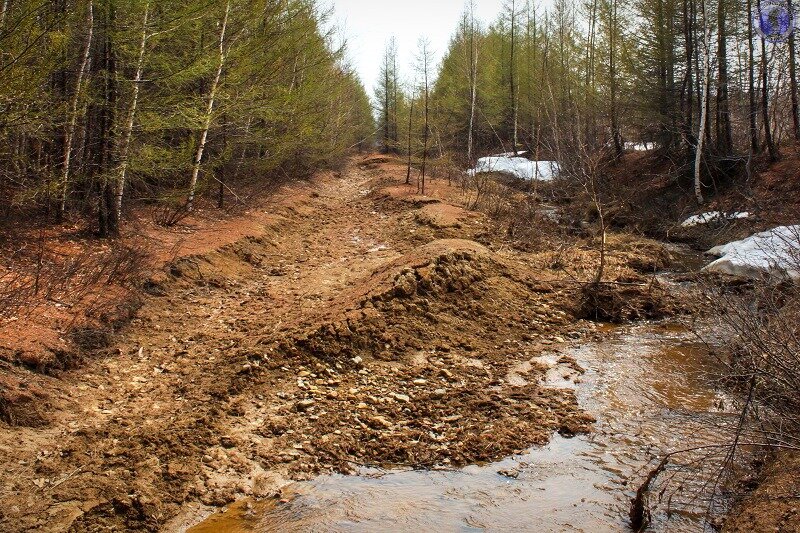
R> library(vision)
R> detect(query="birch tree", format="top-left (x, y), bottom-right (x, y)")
top-left (694, 0), bottom-right (710, 204)
top-left (114, 0), bottom-right (149, 228)
top-left (187, 0), bottom-right (231, 212)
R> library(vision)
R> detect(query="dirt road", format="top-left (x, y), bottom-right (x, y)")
top-left (1, 157), bottom-right (670, 532)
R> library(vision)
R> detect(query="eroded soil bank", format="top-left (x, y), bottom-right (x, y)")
top-left (0, 157), bottom-right (687, 532)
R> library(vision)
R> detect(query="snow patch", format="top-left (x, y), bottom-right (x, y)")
top-left (468, 156), bottom-right (559, 181)
top-left (704, 225), bottom-right (800, 280)
top-left (681, 211), bottom-right (752, 228)
top-left (624, 142), bottom-right (657, 151)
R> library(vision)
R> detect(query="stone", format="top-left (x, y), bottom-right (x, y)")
top-left (367, 416), bottom-right (393, 429)
top-left (295, 399), bottom-right (315, 412)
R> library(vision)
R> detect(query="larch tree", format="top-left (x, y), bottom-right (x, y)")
top-left (416, 38), bottom-right (433, 195)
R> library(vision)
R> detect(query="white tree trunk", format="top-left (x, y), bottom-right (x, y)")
top-left (115, 1), bottom-right (149, 223)
top-left (695, 0), bottom-right (711, 205)
top-left (59, 0), bottom-right (94, 220)
top-left (466, 4), bottom-right (478, 164)
top-left (187, 0), bottom-right (230, 212)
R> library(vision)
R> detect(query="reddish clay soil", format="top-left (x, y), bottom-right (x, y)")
top-left (0, 156), bottom-right (680, 532)
top-left (724, 451), bottom-right (800, 533)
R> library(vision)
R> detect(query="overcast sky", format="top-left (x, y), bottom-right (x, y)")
top-left (325, 0), bottom-right (503, 94)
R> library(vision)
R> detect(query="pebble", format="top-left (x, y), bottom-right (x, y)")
top-left (413, 379), bottom-right (427, 385)
top-left (393, 393), bottom-right (411, 403)
top-left (368, 416), bottom-right (393, 429)
top-left (295, 399), bottom-right (316, 412)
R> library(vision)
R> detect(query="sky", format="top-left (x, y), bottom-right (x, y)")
top-left (325, 0), bottom-right (502, 94)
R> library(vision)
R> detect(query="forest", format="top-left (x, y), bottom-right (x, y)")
top-left (377, 0), bottom-right (798, 203)
top-left (0, 0), bottom-right (373, 236)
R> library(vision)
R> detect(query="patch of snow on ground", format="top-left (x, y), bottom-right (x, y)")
top-left (624, 142), bottom-right (657, 151)
top-left (704, 225), bottom-right (800, 280)
top-left (468, 156), bottom-right (559, 181)
top-left (681, 211), bottom-right (752, 228)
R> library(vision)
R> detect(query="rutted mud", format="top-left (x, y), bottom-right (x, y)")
top-left (0, 157), bottom-right (684, 532)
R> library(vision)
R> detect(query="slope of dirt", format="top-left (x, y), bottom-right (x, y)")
top-left (599, 147), bottom-right (800, 250)
top-left (0, 157), bottom-right (671, 532)
top-left (0, 172), bottom-right (330, 426)
top-left (724, 451), bottom-right (800, 533)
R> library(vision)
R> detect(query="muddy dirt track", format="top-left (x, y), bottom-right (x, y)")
top-left (0, 157), bottom-right (677, 532)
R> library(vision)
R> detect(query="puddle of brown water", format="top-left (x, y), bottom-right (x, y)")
top-left (189, 322), bottom-right (731, 533)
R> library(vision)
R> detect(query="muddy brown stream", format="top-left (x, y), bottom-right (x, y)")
top-left (188, 319), bottom-right (733, 532)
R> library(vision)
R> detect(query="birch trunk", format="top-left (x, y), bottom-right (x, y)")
top-left (59, 0), bottom-right (94, 221)
top-left (187, 0), bottom-right (230, 212)
top-left (694, 0), bottom-right (710, 205)
top-left (747, 0), bottom-right (759, 153)
top-left (114, 1), bottom-right (149, 224)
top-left (466, 5), bottom-right (478, 165)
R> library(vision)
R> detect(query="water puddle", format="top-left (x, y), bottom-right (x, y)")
top-left (189, 322), bottom-right (731, 532)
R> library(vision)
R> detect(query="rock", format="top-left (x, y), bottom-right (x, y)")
top-left (351, 356), bottom-right (364, 367)
top-left (413, 379), bottom-right (427, 385)
top-left (367, 416), bottom-right (393, 429)
top-left (432, 389), bottom-right (447, 399)
top-left (393, 393), bottom-right (411, 403)
top-left (295, 399), bottom-right (315, 412)
top-left (498, 468), bottom-right (520, 479)
top-left (554, 336), bottom-right (566, 343)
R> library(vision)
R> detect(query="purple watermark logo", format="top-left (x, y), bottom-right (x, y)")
top-left (754, 0), bottom-right (796, 43)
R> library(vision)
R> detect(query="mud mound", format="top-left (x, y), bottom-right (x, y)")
top-left (284, 239), bottom-right (526, 363)
top-left (359, 156), bottom-right (392, 170)
top-left (264, 239), bottom-right (592, 471)
top-left (369, 189), bottom-right (441, 215)
top-left (414, 204), bottom-right (473, 229)
top-left (168, 236), bottom-right (273, 288)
